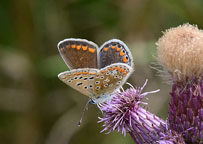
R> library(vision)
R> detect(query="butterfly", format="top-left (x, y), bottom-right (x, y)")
top-left (57, 38), bottom-right (134, 104)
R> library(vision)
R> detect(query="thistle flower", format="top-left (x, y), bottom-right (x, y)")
top-left (157, 23), bottom-right (203, 143)
top-left (98, 80), bottom-right (185, 143)
top-left (169, 78), bottom-right (203, 143)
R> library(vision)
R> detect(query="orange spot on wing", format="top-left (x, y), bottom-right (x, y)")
top-left (88, 48), bottom-right (95, 53)
top-left (82, 45), bottom-right (88, 51)
top-left (116, 47), bottom-right (122, 51)
top-left (83, 71), bottom-right (88, 74)
top-left (76, 45), bottom-right (81, 50)
top-left (108, 68), bottom-right (112, 71)
top-left (113, 67), bottom-right (121, 71)
top-left (89, 72), bottom-right (96, 75)
top-left (120, 51), bottom-right (125, 56)
top-left (111, 46), bottom-right (116, 49)
top-left (123, 56), bottom-right (128, 63)
top-left (101, 70), bottom-right (106, 74)
top-left (103, 47), bottom-right (109, 51)
top-left (72, 44), bottom-right (76, 48)
top-left (76, 72), bottom-right (82, 75)
top-left (123, 72), bottom-right (128, 76)
top-left (120, 69), bottom-right (126, 72)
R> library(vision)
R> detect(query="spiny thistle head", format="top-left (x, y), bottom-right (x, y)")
top-left (157, 23), bottom-right (203, 82)
top-left (98, 81), bottom-right (186, 143)
top-left (169, 78), bottom-right (203, 143)
top-left (98, 81), bottom-right (162, 135)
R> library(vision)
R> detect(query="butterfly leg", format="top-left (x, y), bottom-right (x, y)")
top-left (96, 103), bottom-right (104, 114)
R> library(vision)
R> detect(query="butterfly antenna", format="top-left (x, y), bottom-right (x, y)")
top-left (78, 99), bottom-right (90, 127)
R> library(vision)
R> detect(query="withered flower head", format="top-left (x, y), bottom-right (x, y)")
top-left (157, 23), bottom-right (203, 82)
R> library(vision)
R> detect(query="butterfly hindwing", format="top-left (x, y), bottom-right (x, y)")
top-left (98, 39), bottom-right (134, 69)
top-left (58, 63), bottom-right (133, 101)
top-left (93, 63), bottom-right (134, 97)
top-left (58, 38), bottom-right (99, 70)
top-left (58, 68), bottom-right (99, 98)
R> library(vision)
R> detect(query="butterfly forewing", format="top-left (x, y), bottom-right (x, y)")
top-left (98, 39), bottom-right (134, 69)
top-left (93, 63), bottom-right (133, 97)
top-left (58, 69), bottom-right (99, 98)
top-left (58, 38), bottom-right (99, 69)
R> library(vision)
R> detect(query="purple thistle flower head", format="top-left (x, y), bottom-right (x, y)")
top-left (98, 80), bottom-right (160, 135)
top-left (98, 80), bottom-right (181, 144)
top-left (169, 78), bottom-right (203, 143)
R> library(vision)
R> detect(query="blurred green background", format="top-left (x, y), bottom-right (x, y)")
top-left (0, 0), bottom-right (202, 144)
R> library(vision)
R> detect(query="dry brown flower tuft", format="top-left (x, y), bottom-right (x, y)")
top-left (157, 23), bottom-right (203, 82)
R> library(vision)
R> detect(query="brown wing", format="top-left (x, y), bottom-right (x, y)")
top-left (58, 38), bottom-right (98, 69)
top-left (98, 39), bottom-right (134, 69)
top-left (93, 63), bottom-right (133, 97)
top-left (58, 68), bottom-right (99, 98)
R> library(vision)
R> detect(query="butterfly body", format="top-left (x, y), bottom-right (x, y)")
top-left (58, 38), bottom-right (134, 104)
